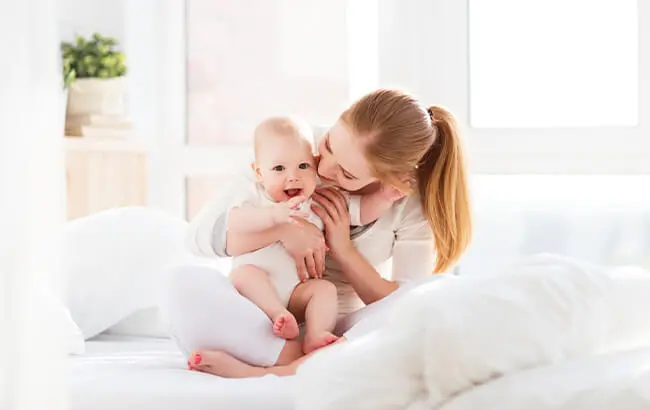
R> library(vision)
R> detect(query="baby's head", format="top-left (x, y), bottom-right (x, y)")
top-left (252, 116), bottom-right (318, 203)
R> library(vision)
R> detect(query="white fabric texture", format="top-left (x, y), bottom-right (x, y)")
top-left (63, 207), bottom-right (190, 339)
top-left (186, 168), bottom-right (436, 316)
top-left (294, 254), bottom-right (650, 410)
top-left (164, 263), bottom-right (286, 365)
top-left (440, 346), bottom-right (650, 410)
top-left (228, 179), bottom-right (324, 306)
top-left (69, 334), bottom-right (293, 410)
top-left (39, 286), bottom-right (85, 355)
top-left (163, 262), bottom-right (428, 366)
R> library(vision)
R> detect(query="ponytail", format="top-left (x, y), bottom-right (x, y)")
top-left (417, 106), bottom-right (472, 273)
top-left (343, 89), bottom-right (472, 273)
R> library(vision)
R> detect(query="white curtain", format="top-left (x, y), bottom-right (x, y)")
top-left (0, 0), bottom-right (67, 409)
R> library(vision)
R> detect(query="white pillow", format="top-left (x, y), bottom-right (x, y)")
top-left (63, 206), bottom-right (189, 339)
top-left (106, 254), bottom-right (233, 338)
top-left (38, 286), bottom-right (85, 354)
top-left (294, 254), bottom-right (650, 410)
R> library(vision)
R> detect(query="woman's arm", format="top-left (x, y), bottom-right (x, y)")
top-left (313, 188), bottom-right (435, 305)
top-left (312, 188), bottom-right (398, 304)
top-left (331, 246), bottom-right (398, 304)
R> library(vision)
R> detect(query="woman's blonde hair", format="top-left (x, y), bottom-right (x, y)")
top-left (341, 89), bottom-right (472, 273)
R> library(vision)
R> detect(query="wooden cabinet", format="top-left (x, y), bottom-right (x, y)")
top-left (65, 138), bottom-right (148, 220)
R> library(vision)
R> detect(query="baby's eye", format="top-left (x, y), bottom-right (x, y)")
top-left (272, 165), bottom-right (285, 172)
top-left (298, 163), bottom-right (310, 170)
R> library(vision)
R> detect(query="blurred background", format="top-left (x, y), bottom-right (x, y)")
top-left (1, 1), bottom-right (649, 409)
top-left (51, 0), bottom-right (650, 272)
top-left (53, 0), bottom-right (647, 220)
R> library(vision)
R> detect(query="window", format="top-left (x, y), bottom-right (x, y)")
top-left (181, 0), bottom-right (378, 217)
top-left (186, 0), bottom-right (377, 146)
top-left (150, 0), bottom-right (649, 219)
top-left (469, 0), bottom-right (638, 128)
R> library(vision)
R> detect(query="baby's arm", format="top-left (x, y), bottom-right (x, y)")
top-left (228, 196), bottom-right (308, 233)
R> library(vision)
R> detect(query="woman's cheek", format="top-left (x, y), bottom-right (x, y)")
top-left (317, 158), bottom-right (336, 182)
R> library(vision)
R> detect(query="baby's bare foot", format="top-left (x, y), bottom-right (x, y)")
top-left (272, 311), bottom-right (299, 339)
top-left (303, 331), bottom-right (339, 354)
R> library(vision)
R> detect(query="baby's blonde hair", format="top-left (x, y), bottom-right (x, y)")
top-left (253, 116), bottom-right (314, 159)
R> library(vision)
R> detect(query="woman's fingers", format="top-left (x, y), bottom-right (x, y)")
top-left (305, 253), bottom-right (318, 279)
top-left (311, 203), bottom-right (333, 228)
top-left (315, 246), bottom-right (326, 278)
top-left (315, 188), bottom-right (348, 218)
top-left (312, 192), bottom-right (339, 220)
top-left (294, 256), bottom-right (309, 281)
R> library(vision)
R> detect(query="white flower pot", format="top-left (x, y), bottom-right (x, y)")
top-left (66, 77), bottom-right (126, 117)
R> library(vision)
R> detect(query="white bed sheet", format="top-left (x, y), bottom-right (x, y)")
top-left (441, 346), bottom-right (650, 410)
top-left (68, 334), bottom-right (294, 410)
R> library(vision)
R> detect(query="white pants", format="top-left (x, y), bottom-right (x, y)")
top-left (164, 263), bottom-right (445, 367)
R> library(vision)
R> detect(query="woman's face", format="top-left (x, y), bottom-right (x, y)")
top-left (316, 120), bottom-right (378, 192)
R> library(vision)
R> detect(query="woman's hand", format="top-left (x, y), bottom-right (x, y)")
top-left (311, 187), bottom-right (355, 261)
top-left (279, 218), bottom-right (327, 281)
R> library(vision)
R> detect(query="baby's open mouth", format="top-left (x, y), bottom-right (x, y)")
top-left (284, 188), bottom-right (303, 198)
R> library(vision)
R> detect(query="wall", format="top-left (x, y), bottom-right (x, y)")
top-left (58, 0), bottom-right (124, 42)
top-left (57, 0), bottom-right (166, 211)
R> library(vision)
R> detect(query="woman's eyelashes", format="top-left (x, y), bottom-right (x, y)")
top-left (325, 135), bottom-right (333, 153)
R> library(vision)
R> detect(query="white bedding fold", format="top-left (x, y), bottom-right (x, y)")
top-left (294, 254), bottom-right (650, 410)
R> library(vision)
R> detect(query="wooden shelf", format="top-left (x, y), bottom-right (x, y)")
top-left (65, 137), bottom-right (148, 220)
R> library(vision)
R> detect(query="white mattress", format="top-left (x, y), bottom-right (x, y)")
top-left (68, 334), bottom-right (294, 410)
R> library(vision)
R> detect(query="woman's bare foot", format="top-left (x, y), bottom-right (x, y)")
top-left (273, 311), bottom-right (299, 339)
top-left (188, 350), bottom-right (266, 378)
top-left (303, 331), bottom-right (339, 354)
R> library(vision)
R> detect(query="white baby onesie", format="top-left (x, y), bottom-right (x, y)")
top-left (230, 180), bottom-right (361, 306)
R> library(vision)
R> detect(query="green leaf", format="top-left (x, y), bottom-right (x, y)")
top-left (62, 33), bottom-right (127, 80)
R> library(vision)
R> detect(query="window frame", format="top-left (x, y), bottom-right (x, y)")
top-left (383, 0), bottom-right (649, 174)
top-left (148, 0), bottom-right (650, 219)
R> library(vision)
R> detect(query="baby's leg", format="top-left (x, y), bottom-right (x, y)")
top-left (230, 265), bottom-right (299, 339)
top-left (288, 279), bottom-right (339, 354)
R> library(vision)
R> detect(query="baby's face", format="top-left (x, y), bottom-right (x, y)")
top-left (254, 134), bottom-right (318, 203)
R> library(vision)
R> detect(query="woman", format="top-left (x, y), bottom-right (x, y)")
top-left (165, 89), bottom-right (472, 377)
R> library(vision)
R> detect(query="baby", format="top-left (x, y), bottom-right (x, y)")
top-left (227, 116), bottom-right (393, 354)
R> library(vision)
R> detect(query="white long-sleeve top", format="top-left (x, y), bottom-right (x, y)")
top-left (186, 169), bottom-right (436, 315)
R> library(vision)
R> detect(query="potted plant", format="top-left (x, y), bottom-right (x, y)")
top-left (61, 33), bottom-right (127, 122)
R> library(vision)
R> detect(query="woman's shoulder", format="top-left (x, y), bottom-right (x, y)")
top-left (389, 192), bottom-right (427, 227)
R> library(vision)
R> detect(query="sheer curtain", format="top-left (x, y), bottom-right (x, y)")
top-left (0, 0), bottom-right (67, 409)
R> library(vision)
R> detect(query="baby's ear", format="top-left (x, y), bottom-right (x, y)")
top-left (251, 162), bottom-right (263, 181)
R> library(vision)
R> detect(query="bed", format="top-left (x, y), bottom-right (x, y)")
top-left (68, 334), bottom-right (650, 410)
top-left (68, 334), bottom-right (294, 410)
top-left (63, 175), bottom-right (650, 410)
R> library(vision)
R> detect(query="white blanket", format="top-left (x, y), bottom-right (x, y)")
top-left (294, 254), bottom-right (650, 410)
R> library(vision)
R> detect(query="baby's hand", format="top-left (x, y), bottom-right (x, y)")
top-left (271, 196), bottom-right (310, 224)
